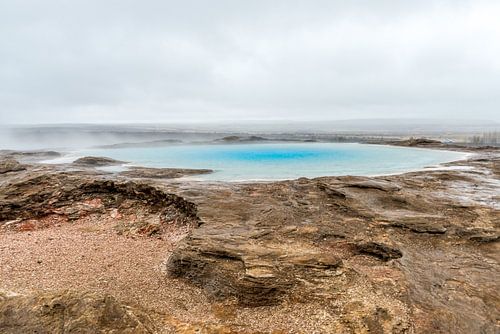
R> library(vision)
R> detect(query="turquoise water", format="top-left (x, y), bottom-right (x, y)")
top-left (71, 143), bottom-right (466, 181)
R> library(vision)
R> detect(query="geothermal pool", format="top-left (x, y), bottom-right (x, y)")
top-left (56, 142), bottom-right (468, 181)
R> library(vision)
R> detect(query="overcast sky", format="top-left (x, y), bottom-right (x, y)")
top-left (1, 0), bottom-right (499, 124)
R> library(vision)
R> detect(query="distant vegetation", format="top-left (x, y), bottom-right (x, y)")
top-left (467, 132), bottom-right (499, 146)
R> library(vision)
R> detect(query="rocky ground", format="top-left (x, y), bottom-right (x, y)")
top-left (0, 144), bottom-right (499, 333)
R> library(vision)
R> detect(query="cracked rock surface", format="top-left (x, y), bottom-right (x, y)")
top-left (164, 154), bottom-right (499, 332)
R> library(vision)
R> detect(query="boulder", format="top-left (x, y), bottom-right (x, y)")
top-left (354, 241), bottom-right (403, 261)
top-left (0, 159), bottom-right (26, 174)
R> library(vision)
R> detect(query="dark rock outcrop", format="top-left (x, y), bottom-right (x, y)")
top-left (393, 138), bottom-right (442, 147)
top-left (385, 219), bottom-right (448, 234)
top-left (119, 167), bottom-right (212, 179)
top-left (0, 173), bottom-right (201, 232)
top-left (215, 135), bottom-right (268, 143)
top-left (72, 156), bottom-right (126, 167)
top-left (354, 241), bottom-right (403, 261)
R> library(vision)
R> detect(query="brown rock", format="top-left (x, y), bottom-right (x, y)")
top-left (0, 159), bottom-right (26, 174)
top-left (0, 290), bottom-right (157, 333)
top-left (1, 151), bottom-right (499, 333)
top-left (72, 156), bottom-right (126, 167)
top-left (119, 166), bottom-right (212, 179)
top-left (354, 241), bottom-right (403, 261)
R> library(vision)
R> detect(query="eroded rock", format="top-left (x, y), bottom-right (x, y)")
top-left (163, 156), bottom-right (499, 332)
top-left (0, 290), bottom-right (157, 334)
top-left (0, 159), bottom-right (26, 174)
top-left (0, 173), bottom-right (200, 235)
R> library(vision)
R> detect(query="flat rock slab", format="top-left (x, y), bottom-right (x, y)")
top-left (72, 156), bottom-right (126, 167)
top-left (120, 166), bottom-right (213, 179)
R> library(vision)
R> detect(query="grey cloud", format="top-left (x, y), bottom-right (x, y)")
top-left (0, 0), bottom-right (499, 124)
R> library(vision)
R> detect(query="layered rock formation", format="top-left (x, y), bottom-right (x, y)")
top-left (0, 170), bottom-right (200, 235)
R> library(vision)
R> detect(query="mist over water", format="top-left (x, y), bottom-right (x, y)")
top-left (1, 121), bottom-right (499, 151)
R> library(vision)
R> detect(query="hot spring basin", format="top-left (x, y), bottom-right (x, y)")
top-left (63, 142), bottom-right (468, 181)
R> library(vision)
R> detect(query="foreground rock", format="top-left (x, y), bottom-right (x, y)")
top-left (0, 172), bottom-right (200, 236)
top-left (0, 151), bottom-right (499, 333)
top-left (72, 156), bottom-right (126, 167)
top-left (0, 290), bottom-right (157, 333)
